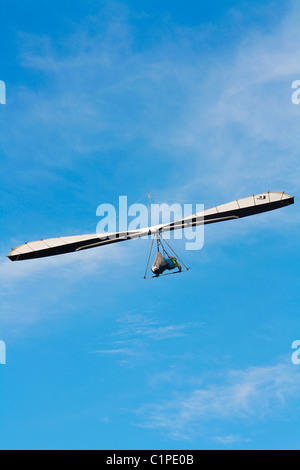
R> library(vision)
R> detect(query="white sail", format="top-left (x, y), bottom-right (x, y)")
top-left (8, 191), bottom-right (294, 261)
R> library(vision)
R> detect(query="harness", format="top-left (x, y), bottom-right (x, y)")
top-left (144, 231), bottom-right (190, 279)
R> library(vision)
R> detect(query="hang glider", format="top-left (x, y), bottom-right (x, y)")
top-left (8, 191), bottom-right (294, 262)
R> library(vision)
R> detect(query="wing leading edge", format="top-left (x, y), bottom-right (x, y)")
top-left (8, 192), bottom-right (294, 261)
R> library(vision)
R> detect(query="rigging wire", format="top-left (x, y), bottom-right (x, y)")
top-left (144, 230), bottom-right (190, 279)
top-left (149, 193), bottom-right (198, 204)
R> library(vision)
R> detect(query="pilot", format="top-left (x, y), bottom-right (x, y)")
top-left (152, 256), bottom-right (182, 276)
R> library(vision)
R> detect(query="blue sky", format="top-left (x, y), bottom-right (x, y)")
top-left (0, 0), bottom-right (300, 450)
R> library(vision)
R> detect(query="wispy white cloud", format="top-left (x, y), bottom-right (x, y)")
top-left (135, 361), bottom-right (300, 441)
top-left (2, 1), bottom-right (299, 218)
top-left (213, 434), bottom-right (250, 445)
top-left (94, 347), bottom-right (135, 356)
top-left (95, 313), bottom-right (201, 366)
top-left (115, 313), bottom-right (193, 340)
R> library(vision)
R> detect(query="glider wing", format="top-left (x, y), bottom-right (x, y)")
top-left (8, 191), bottom-right (294, 261)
